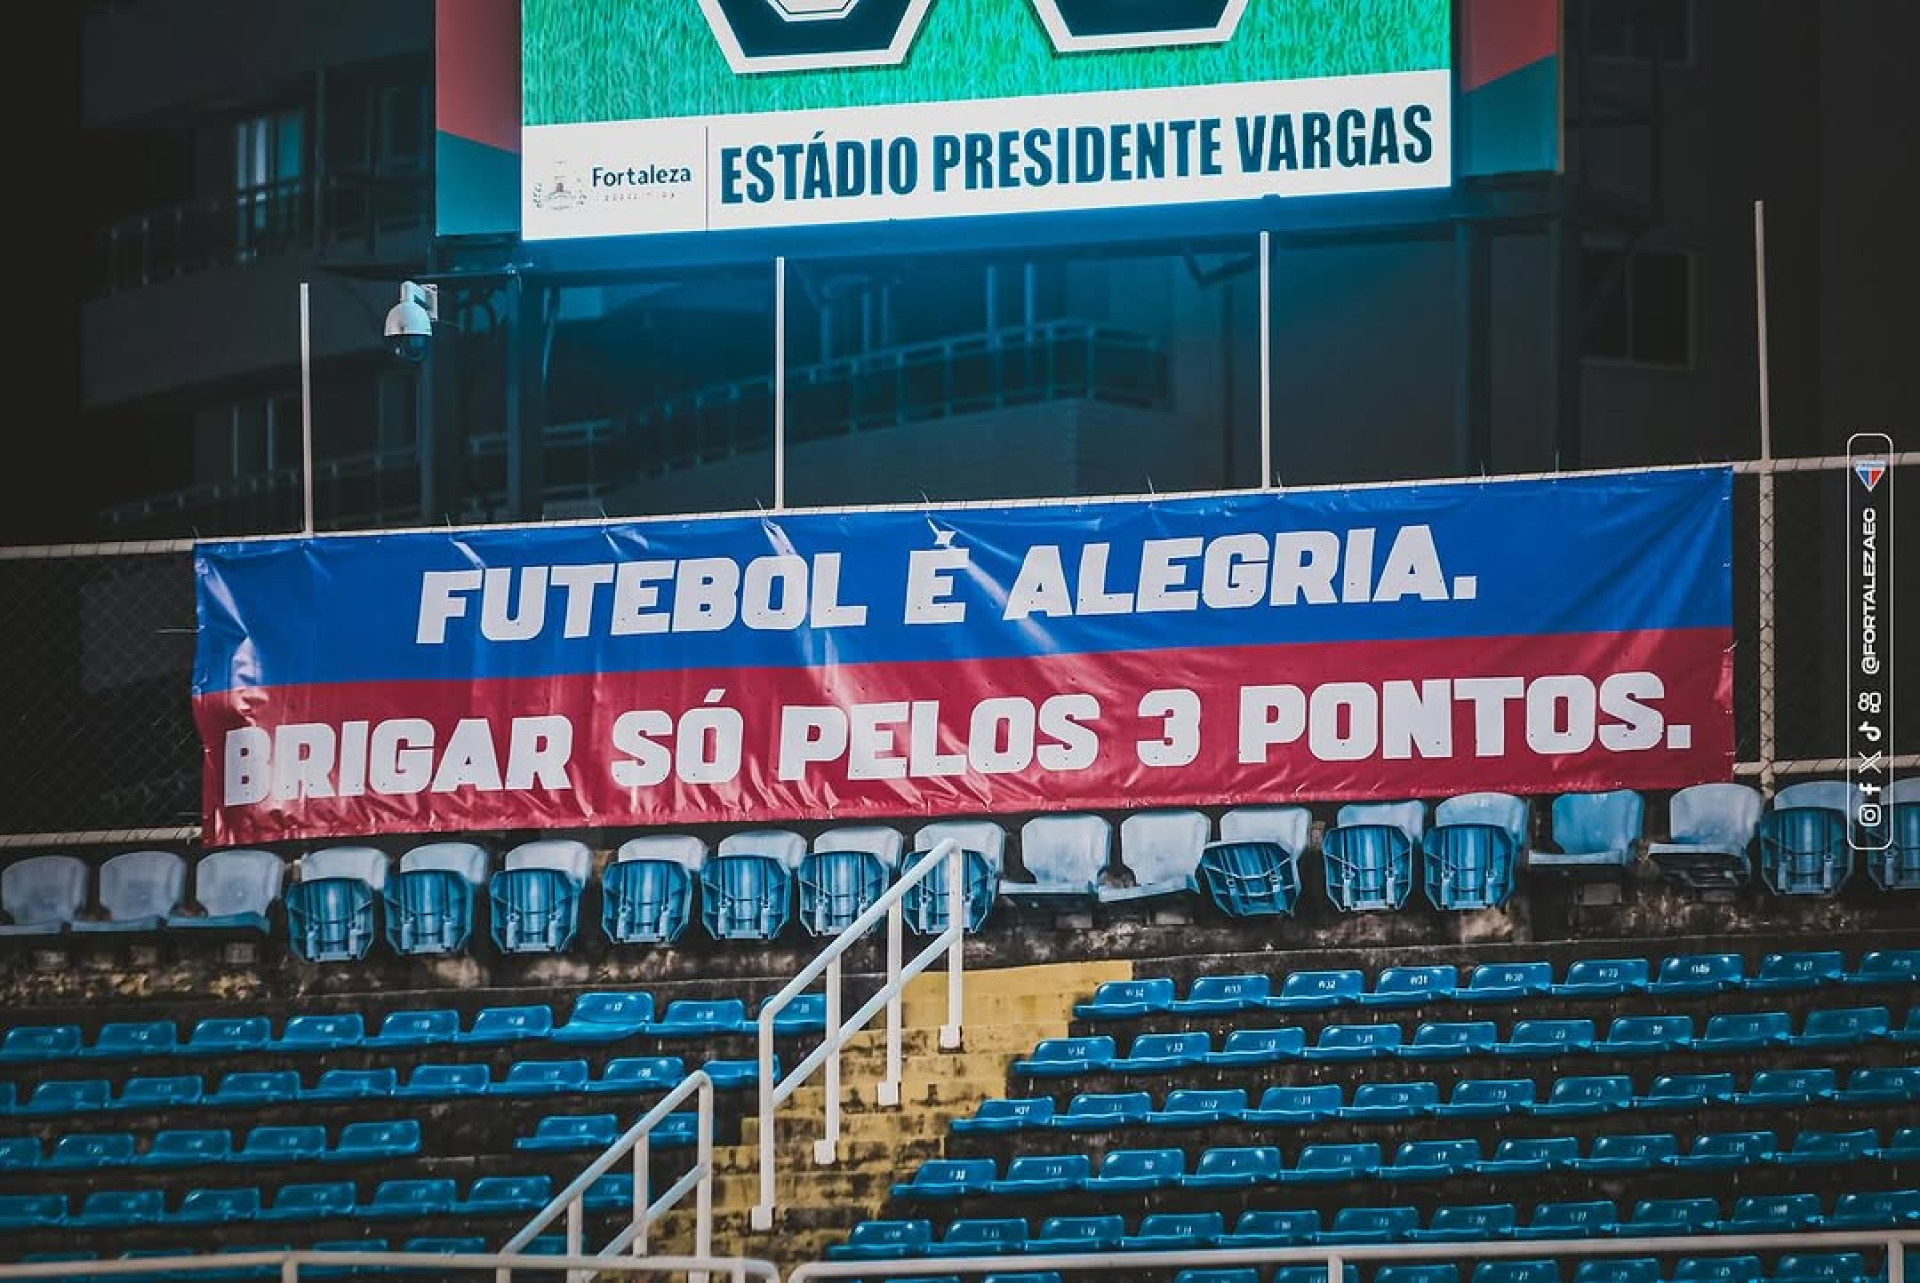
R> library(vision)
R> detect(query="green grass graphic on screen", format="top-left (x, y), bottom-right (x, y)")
top-left (523, 0), bottom-right (1450, 125)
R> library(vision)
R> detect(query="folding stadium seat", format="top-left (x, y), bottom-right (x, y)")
top-left (1551, 956), bottom-right (1651, 998)
top-left (394, 1061), bottom-right (491, 1099)
top-left (1012, 1033), bottom-right (1114, 1077)
top-left (1277, 1141), bottom-right (1380, 1184)
top-left (799, 824), bottom-right (902, 935)
top-left (285, 844), bottom-right (390, 962)
top-left (754, 990), bottom-right (828, 1036)
top-left (1217, 1209), bottom-right (1321, 1248)
top-left (207, 1069), bottom-right (302, 1108)
top-left (273, 1011), bottom-right (365, 1053)
top-left (1100, 808), bottom-right (1210, 907)
top-left (1320, 1206), bottom-right (1421, 1244)
top-left (183, 1013), bottom-right (272, 1056)
top-left (1648, 782), bottom-right (1760, 889)
top-left (1380, 1269), bottom-right (1463, 1283)
top-left (381, 839), bottom-right (488, 956)
top-left (1572, 1262), bottom-right (1659, 1283)
top-left (1475, 1136), bottom-right (1580, 1175)
top-left (1471, 1264), bottom-right (1561, 1283)
top-left (405, 1235), bottom-right (489, 1257)
top-left (1205, 1025), bottom-right (1307, 1066)
top-left (901, 818), bottom-right (1005, 934)
top-left (953, 1095), bottom-right (1054, 1133)
top-left (1892, 1007), bottom-right (1920, 1042)
top-left (582, 1171), bottom-right (640, 1213)
top-left (1300, 1021), bottom-right (1401, 1060)
top-left (703, 1053), bottom-right (772, 1090)
top-left (1360, 964), bottom-right (1458, 1007)
top-left (326, 1118), bottom-right (422, 1163)
top-left (1146, 1087), bottom-right (1247, 1126)
top-left (1344, 1080), bottom-right (1439, 1120)
top-left (550, 989), bottom-right (656, 1044)
top-left (0, 1194), bottom-right (67, 1231)
top-left (890, 1156), bottom-right (999, 1200)
top-left (490, 837), bottom-right (591, 953)
top-left (1773, 1127), bottom-right (1881, 1167)
top-left (1422, 791), bottom-right (1525, 909)
top-left (237, 1123), bottom-right (328, 1165)
top-left (1623, 1197), bottom-right (1723, 1236)
top-left (1770, 1254), bottom-right (1876, 1283)
top-left (490, 1057), bottom-right (590, 1097)
top-left (1845, 948), bottom-right (1920, 986)
top-left (360, 1177), bottom-right (458, 1219)
top-left (648, 997), bottom-right (748, 1037)
top-left (112, 1074), bottom-right (203, 1111)
top-left (1568, 1132), bottom-right (1678, 1172)
top-left (1511, 1201), bottom-right (1617, 1240)
top-left (600, 833), bottom-right (705, 946)
top-left (0, 1136), bottom-right (40, 1171)
top-left (1758, 779), bottom-right (1857, 894)
top-left (1007, 812), bottom-right (1110, 912)
top-left (457, 1001), bottom-right (555, 1044)
top-left (1120, 1210), bottom-right (1226, 1251)
top-left (1196, 804), bottom-right (1309, 917)
top-left (0, 1022), bottom-right (82, 1062)
top-left (1171, 973), bottom-right (1271, 1013)
top-left (1828, 1189), bottom-right (1920, 1228)
top-left (1794, 1004), bottom-right (1890, 1047)
top-left (1747, 948), bottom-right (1848, 991)
top-left (1396, 1020), bottom-right (1498, 1060)
top-left (302, 1066), bottom-right (395, 1101)
top-left (1738, 1067), bottom-right (1839, 1107)
top-left (19, 1078), bottom-right (112, 1115)
top-left (1175, 1272), bottom-right (1257, 1283)
top-left (925, 1217), bottom-right (1029, 1257)
top-left (698, 828), bottom-right (806, 941)
top-left (1455, 960), bottom-right (1556, 1002)
top-left (1491, 1017), bottom-right (1595, 1057)
top-left (515, 1112), bottom-right (621, 1153)
top-left (1051, 1090), bottom-right (1152, 1131)
top-left (255, 1180), bottom-right (357, 1223)
top-left (1377, 1138), bottom-right (1480, 1181)
top-left (1671, 1261), bottom-right (1766, 1283)
top-left (1320, 799), bottom-right (1421, 910)
top-left (47, 1132), bottom-right (137, 1169)
top-left (1597, 1013), bottom-right (1694, 1054)
top-left (1267, 967), bottom-right (1365, 1011)
top-left (1273, 1268), bottom-right (1359, 1283)
top-left (1433, 1077), bottom-right (1535, 1117)
top-left (1698, 1009), bottom-right (1792, 1051)
top-left (989, 1153), bottom-right (1092, 1194)
top-left (1406, 1204), bottom-right (1515, 1243)
top-left (0, 853), bottom-right (88, 935)
top-left (1179, 1145), bottom-right (1283, 1189)
top-left (172, 1185), bottom-right (263, 1226)
top-left (1869, 776), bottom-right (1920, 890)
top-left (826, 1218), bottom-right (935, 1260)
top-left (1084, 1146), bottom-right (1186, 1192)
top-left (1074, 976), bottom-right (1176, 1019)
top-left (1879, 1125), bottom-right (1920, 1160)
top-left (69, 1188), bottom-right (166, 1229)
top-left (81, 1018), bottom-right (179, 1059)
top-left (1243, 1083), bottom-right (1344, 1124)
top-left (1532, 788), bottom-right (1643, 875)
top-left (1726, 1194), bottom-right (1825, 1233)
top-left (1667, 1130), bottom-right (1777, 1170)
top-left (461, 1174), bottom-right (553, 1216)
top-left (1111, 1030), bottom-right (1210, 1071)
top-left (72, 848), bottom-right (186, 933)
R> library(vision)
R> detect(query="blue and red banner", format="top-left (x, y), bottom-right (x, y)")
top-left (194, 468), bottom-right (1733, 845)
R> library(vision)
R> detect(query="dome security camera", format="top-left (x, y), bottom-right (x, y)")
top-left (383, 281), bottom-right (438, 364)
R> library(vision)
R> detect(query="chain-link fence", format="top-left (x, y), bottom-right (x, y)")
top-left (0, 457), bottom-right (1909, 848)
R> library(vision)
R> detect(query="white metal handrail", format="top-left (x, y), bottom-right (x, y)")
top-left (0, 1248), bottom-right (775, 1281)
top-left (498, 1068), bottom-right (717, 1283)
top-left (789, 1228), bottom-right (1917, 1283)
top-left (751, 837), bottom-right (967, 1230)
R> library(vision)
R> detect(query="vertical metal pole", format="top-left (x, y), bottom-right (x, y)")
top-left (299, 281), bottom-right (315, 536)
top-left (565, 1196), bottom-right (585, 1283)
top-left (819, 960), bottom-right (842, 1164)
top-left (1888, 1237), bottom-right (1905, 1283)
top-left (1258, 230), bottom-right (1273, 489)
top-left (774, 256), bottom-right (788, 510)
top-left (282, 1258), bottom-right (300, 1283)
top-left (633, 1134), bottom-right (651, 1255)
top-left (1754, 199), bottom-right (1777, 795)
top-left (696, 1078), bottom-right (714, 1265)
top-left (942, 841), bottom-right (964, 1049)
top-left (752, 1008), bottom-right (775, 1228)
top-left (881, 901), bottom-right (903, 1106)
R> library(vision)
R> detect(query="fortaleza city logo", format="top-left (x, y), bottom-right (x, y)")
top-left (532, 159), bottom-right (694, 212)
top-left (698, 0), bottom-right (1248, 74)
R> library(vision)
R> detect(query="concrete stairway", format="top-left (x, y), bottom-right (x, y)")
top-left (642, 958), bottom-right (1132, 1276)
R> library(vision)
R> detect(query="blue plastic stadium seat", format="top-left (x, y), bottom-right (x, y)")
top-left (1869, 778), bottom-right (1920, 890)
top-left (490, 1057), bottom-right (590, 1097)
top-left (1277, 1141), bottom-right (1380, 1184)
top-left (990, 1153), bottom-right (1091, 1195)
top-left (890, 1157), bottom-right (999, 1200)
top-left (360, 1177), bottom-right (457, 1219)
top-left (256, 1180), bottom-right (356, 1223)
top-left (1361, 964), bottom-right (1458, 1007)
top-left (0, 1194), bottom-right (67, 1230)
top-left (1320, 1206), bottom-right (1421, 1244)
top-left (1476, 1136), bottom-right (1580, 1176)
top-left (1378, 1138), bottom-right (1479, 1181)
top-left (1571, 1262), bottom-right (1659, 1283)
top-left (1274, 1269), bottom-right (1359, 1283)
top-left (1570, 1132), bottom-right (1678, 1172)
top-left (1649, 783), bottom-right (1760, 889)
top-left (1667, 1130), bottom-right (1777, 1170)
top-left (700, 1052), bottom-right (774, 1089)
top-left (1598, 1013), bottom-right (1694, 1054)
top-left (207, 1069), bottom-right (302, 1108)
top-left (1100, 808), bottom-right (1210, 907)
top-left (0, 1136), bottom-right (41, 1171)
top-left (1346, 1080), bottom-right (1439, 1121)
top-left (953, 1096), bottom-right (1054, 1134)
top-left (1406, 1205), bottom-right (1514, 1243)
top-left (548, 990), bottom-right (656, 1045)
top-left (173, 1185), bottom-right (263, 1226)
top-left (168, 849), bottom-right (284, 935)
top-left (1110, 1030), bottom-right (1210, 1071)
top-left (0, 1023), bottom-right (83, 1062)
top-left (1773, 1127), bottom-right (1880, 1167)
top-left (274, 1012), bottom-right (365, 1053)
top-left (515, 1112), bottom-right (620, 1153)
top-left (1473, 1263), bottom-right (1561, 1283)
top-left (602, 834), bottom-right (705, 945)
top-left (69, 1188), bottom-right (166, 1229)
top-left (19, 1078), bottom-right (112, 1115)
top-left (1051, 1090), bottom-right (1152, 1131)
top-left (925, 1217), bottom-right (1029, 1257)
top-left (1770, 1254), bottom-right (1876, 1283)
top-left (700, 828), bottom-right (804, 941)
top-left (1738, 1067), bottom-right (1839, 1107)
top-left (1880, 1126), bottom-right (1920, 1160)
top-left (1084, 1146), bottom-right (1186, 1192)
top-left (327, 1118), bottom-right (422, 1163)
top-left (1748, 949), bottom-right (1848, 991)
top-left (1637, 1072), bottom-right (1739, 1111)
top-left (404, 1235), bottom-right (488, 1257)
top-left (587, 1054), bottom-right (686, 1095)
top-left (583, 1173), bottom-right (638, 1212)
top-left (1842, 1066), bottom-right (1920, 1104)
top-left (1673, 1258), bottom-right (1766, 1283)
top-left (1320, 800), bottom-right (1421, 910)
top-left (1243, 1083), bottom-right (1344, 1125)
top-left (1534, 789), bottom-right (1643, 875)
top-left (1218, 1209), bottom-right (1321, 1248)
top-left (1171, 973), bottom-right (1272, 1014)
top-left (284, 844), bottom-right (386, 962)
top-left (1013, 1034), bottom-right (1114, 1077)
top-left (183, 1014), bottom-right (272, 1056)
top-left (1623, 1197), bottom-right (1722, 1236)
top-left (1175, 1272), bottom-right (1255, 1283)
top-left (1512, 1201), bottom-right (1617, 1239)
top-left (1433, 1077), bottom-right (1535, 1117)
top-left (901, 819), bottom-right (1004, 935)
top-left (1794, 1004), bottom-right (1890, 1047)
top-left (1492, 1017), bottom-right (1594, 1057)
top-left (461, 1174), bottom-right (552, 1216)
top-left (1196, 805), bottom-right (1309, 917)
top-left (381, 840), bottom-right (487, 956)
top-left (1846, 948), bottom-right (1920, 987)
top-left (0, 854), bottom-right (89, 935)
top-left (112, 1074), bottom-right (203, 1112)
top-left (753, 990), bottom-right (827, 1036)
top-left (1892, 1007), bottom-right (1920, 1042)
top-left (1455, 960), bottom-right (1555, 1002)
top-left (1147, 1087), bottom-right (1247, 1126)
top-left (827, 1218), bottom-right (935, 1260)
top-left (1267, 967), bottom-right (1365, 1011)
top-left (1727, 1194), bottom-right (1824, 1233)
top-left (457, 1002), bottom-right (554, 1045)
top-left (1423, 791), bottom-right (1525, 908)
top-left (1120, 1210), bottom-right (1226, 1252)
top-left (1828, 1189), bottom-right (1920, 1228)
top-left (237, 1123), bottom-right (328, 1165)
top-left (1075, 976), bottom-right (1177, 1019)
top-left (1178, 1145), bottom-right (1282, 1189)
top-left (47, 1133), bottom-right (137, 1170)
top-left (800, 824), bottom-right (902, 935)
top-left (490, 838), bottom-right (591, 953)
top-left (393, 1061), bottom-right (491, 1099)
top-left (648, 997), bottom-right (748, 1038)
top-left (82, 1019), bottom-right (179, 1060)
top-left (1698, 1009), bottom-right (1792, 1051)
top-left (1205, 1025), bottom-right (1306, 1066)
top-left (1007, 813), bottom-right (1109, 912)
top-left (1551, 956), bottom-right (1651, 998)
top-left (1301, 1021), bottom-right (1401, 1060)
top-left (1758, 779), bottom-right (1856, 894)
top-left (72, 848), bottom-right (186, 933)
top-left (302, 1066), bottom-right (395, 1101)
top-left (1396, 1020), bottom-right (1498, 1060)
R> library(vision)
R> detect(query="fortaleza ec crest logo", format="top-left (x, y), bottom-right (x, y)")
top-left (532, 159), bottom-right (694, 212)
top-left (698, 0), bottom-right (1248, 74)
top-left (1855, 460), bottom-right (1886, 492)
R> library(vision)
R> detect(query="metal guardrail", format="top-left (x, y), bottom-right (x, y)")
top-left (0, 1249), bottom-right (776, 1281)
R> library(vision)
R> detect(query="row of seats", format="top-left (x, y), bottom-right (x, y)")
top-left (1015, 1007), bottom-right (1920, 1074)
top-left (1072, 949), bottom-right (1920, 1017)
top-left (0, 991), bottom-right (823, 1066)
top-left (827, 1260), bottom-right (1890, 1283)
top-left (17, 1234), bottom-right (578, 1281)
top-left (961, 1068), bottom-right (1920, 1130)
